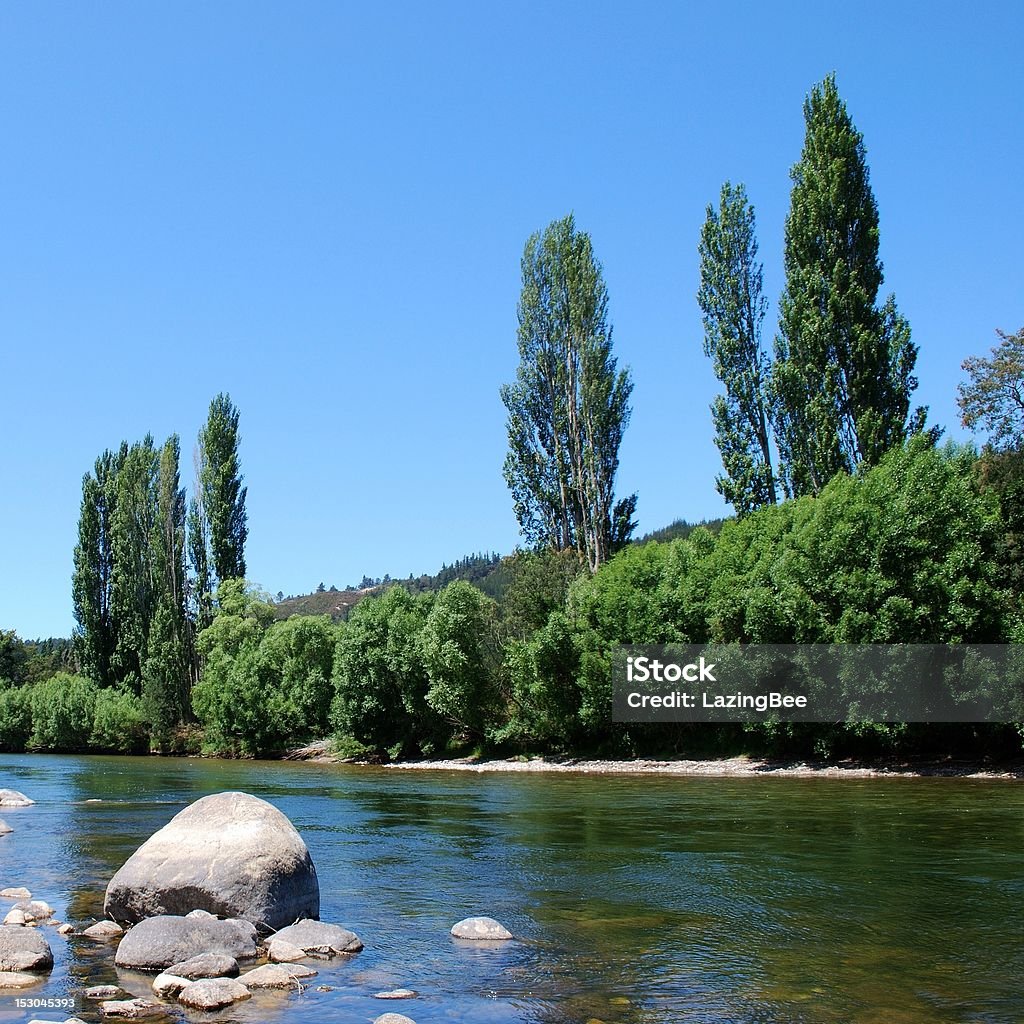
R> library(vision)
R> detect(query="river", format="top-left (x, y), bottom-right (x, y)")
top-left (0, 754), bottom-right (1021, 1024)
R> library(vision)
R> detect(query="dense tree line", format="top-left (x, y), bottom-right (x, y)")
top-left (0, 394), bottom-right (249, 751)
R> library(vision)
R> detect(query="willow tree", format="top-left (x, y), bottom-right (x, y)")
top-left (772, 74), bottom-right (923, 496)
top-left (501, 214), bottom-right (635, 572)
top-left (698, 181), bottom-right (777, 513)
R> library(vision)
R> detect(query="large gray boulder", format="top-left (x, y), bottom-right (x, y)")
top-left (113, 915), bottom-right (257, 971)
top-left (103, 792), bottom-right (319, 932)
top-left (0, 925), bottom-right (54, 972)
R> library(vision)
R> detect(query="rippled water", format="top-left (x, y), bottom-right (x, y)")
top-left (0, 754), bottom-right (1021, 1024)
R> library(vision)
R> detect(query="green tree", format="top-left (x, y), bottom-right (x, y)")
top-left (330, 586), bottom-right (439, 756)
top-left (72, 449), bottom-right (120, 687)
top-left (772, 74), bottom-right (923, 495)
top-left (958, 327), bottom-right (1024, 450)
top-left (143, 436), bottom-right (191, 739)
top-left (0, 630), bottom-right (28, 686)
top-left (109, 438), bottom-right (160, 693)
top-left (191, 580), bottom-right (276, 754)
top-left (698, 182), bottom-right (777, 512)
top-left (501, 214), bottom-right (635, 571)
top-left (419, 580), bottom-right (497, 735)
top-left (192, 393), bottom-right (248, 595)
top-left (0, 686), bottom-right (32, 751)
top-left (28, 673), bottom-right (99, 752)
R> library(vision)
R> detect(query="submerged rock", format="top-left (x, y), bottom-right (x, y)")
top-left (0, 790), bottom-right (34, 808)
top-left (113, 914), bottom-right (257, 970)
top-left (374, 988), bottom-right (418, 999)
top-left (82, 920), bottom-right (123, 940)
top-left (0, 819), bottom-right (11, 835)
top-left (177, 977), bottom-right (251, 1010)
top-left (0, 925), bottom-right (53, 971)
top-left (99, 998), bottom-right (163, 1017)
top-left (450, 916), bottom-right (513, 940)
top-left (104, 791), bottom-right (319, 932)
top-left (239, 963), bottom-right (300, 989)
top-left (84, 984), bottom-right (123, 999)
top-left (0, 970), bottom-right (44, 988)
top-left (270, 919), bottom-right (362, 956)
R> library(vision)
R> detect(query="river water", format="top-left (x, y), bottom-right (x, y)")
top-left (0, 755), bottom-right (1021, 1024)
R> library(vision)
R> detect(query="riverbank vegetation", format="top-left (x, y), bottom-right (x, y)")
top-left (2, 75), bottom-right (1022, 763)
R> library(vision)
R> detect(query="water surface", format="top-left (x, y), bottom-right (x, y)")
top-left (0, 755), bottom-right (1020, 1024)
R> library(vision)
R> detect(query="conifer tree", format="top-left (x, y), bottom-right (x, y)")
top-left (698, 181), bottom-right (777, 512)
top-left (772, 74), bottom-right (923, 495)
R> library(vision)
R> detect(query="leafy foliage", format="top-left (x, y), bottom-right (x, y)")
top-left (501, 213), bottom-right (635, 570)
top-left (698, 182), bottom-right (777, 512)
top-left (330, 586), bottom-right (439, 756)
top-left (958, 327), bottom-right (1024, 450)
top-left (772, 74), bottom-right (923, 495)
top-left (28, 673), bottom-right (99, 752)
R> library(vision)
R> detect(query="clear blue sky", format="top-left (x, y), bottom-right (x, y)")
top-left (2, 1), bottom-right (1021, 639)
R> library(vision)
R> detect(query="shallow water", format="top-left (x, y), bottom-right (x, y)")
top-left (0, 754), bottom-right (1021, 1024)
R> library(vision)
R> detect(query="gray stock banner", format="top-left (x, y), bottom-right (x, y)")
top-left (611, 645), bottom-right (1024, 723)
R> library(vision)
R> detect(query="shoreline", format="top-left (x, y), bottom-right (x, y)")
top-left (285, 743), bottom-right (1024, 779)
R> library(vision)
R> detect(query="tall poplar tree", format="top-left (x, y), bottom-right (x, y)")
top-left (501, 214), bottom-right (635, 571)
top-left (772, 74), bottom-right (923, 496)
top-left (191, 393), bottom-right (248, 596)
top-left (109, 438), bottom-right (159, 692)
top-left (143, 436), bottom-right (191, 734)
top-left (72, 449), bottom-right (120, 687)
top-left (698, 182), bottom-right (777, 513)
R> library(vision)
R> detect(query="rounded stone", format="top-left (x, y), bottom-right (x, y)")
top-left (270, 919), bottom-right (363, 956)
top-left (113, 914), bottom-right (257, 971)
top-left (165, 952), bottom-right (239, 979)
top-left (373, 1014), bottom-right (418, 1024)
top-left (152, 973), bottom-right (190, 998)
top-left (0, 924), bottom-right (54, 971)
top-left (240, 963), bottom-right (298, 989)
top-left (82, 920), bottom-right (123, 940)
top-left (0, 790), bottom-right (34, 808)
top-left (177, 977), bottom-right (251, 1010)
top-left (104, 791), bottom-right (319, 932)
top-left (84, 984), bottom-right (123, 999)
top-left (0, 970), bottom-right (44, 988)
top-left (450, 916), bottom-right (513, 940)
top-left (99, 998), bottom-right (163, 1017)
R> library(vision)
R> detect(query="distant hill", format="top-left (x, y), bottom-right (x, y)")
top-left (273, 522), bottom-right (729, 621)
top-left (272, 587), bottom-right (378, 622)
top-left (635, 517), bottom-right (728, 545)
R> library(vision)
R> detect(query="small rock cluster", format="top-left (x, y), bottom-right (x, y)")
top-left (0, 786), bottom-right (517, 1024)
